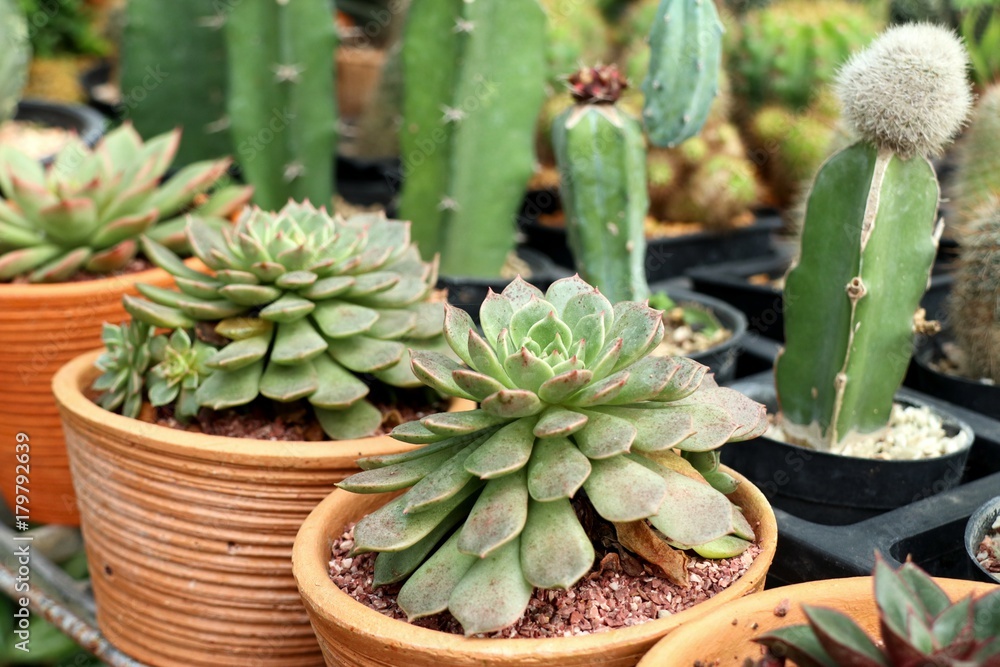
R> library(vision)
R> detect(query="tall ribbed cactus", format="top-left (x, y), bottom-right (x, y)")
top-left (949, 85), bottom-right (1000, 236)
top-left (775, 25), bottom-right (972, 451)
top-left (641, 0), bottom-right (723, 147)
top-left (122, 0), bottom-right (230, 167)
top-left (226, 0), bottom-right (337, 210)
top-left (552, 66), bottom-right (649, 303)
top-left (399, 0), bottom-right (547, 278)
top-left (0, 0), bottom-right (29, 123)
top-left (949, 201), bottom-right (1000, 384)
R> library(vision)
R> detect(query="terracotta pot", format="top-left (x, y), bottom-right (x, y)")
top-left (292, 467), bottom-right (777, 667)
top-left (336, 46), bottom-right (386, 118)
top-left (54, 350), bottom-right (473, 667)
top-left (637, 576), bottom-right (998, 666)
top-left (0, 265), bottom-right (180, 525)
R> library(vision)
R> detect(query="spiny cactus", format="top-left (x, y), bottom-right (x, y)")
top-left (0, 0), bottom-right (29, 124)
top-left (93, 321), bottom-right (155, 420)
top-left (122, 202), bottom-right (447, 440)
top-left (226, 0), bottom-right (337, 210)
top-left (948, 85), bottom-right (1000, 236)
top-left (948, 200), bottom-right (1000, 384)
top-left (729, 0), bottom-right (880, 111)
top-left (399, 0), bottom-right (547, 278)
top-left (552, 66), bottom-right (649, 303)
top-left (775, 25), bottom-right (972, 452)
top-left (0, 125), bottom-right (250, 283)
top-left (339, 275), bottom-right (769, 635)
top-left (754, 558), bottom-right (1000, 667)
top-left (641, 0), bottom-right (724, 147)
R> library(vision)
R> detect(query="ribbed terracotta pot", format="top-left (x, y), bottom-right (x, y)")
top-left (335, 46), bottom-right (386, 118)
top-left (292, 467), bottom-right (777, 667)
top-left (637, 576), bottom-right (998, 666)
top-left (0, 266), bottom-right (180, 525)
top-left (54, 350), bottom-right (473, 667)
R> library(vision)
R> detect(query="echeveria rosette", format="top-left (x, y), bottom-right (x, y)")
top-left (0, 123), bottom-right (251, 283)
top-left (147, 329), bottom-right (214, 421)
top-left (123, 201), bottom-right (446, 440)
top-left (339, 276), bottom-right (769, 635)
top-left (93, 320), bottom-right (155, 419)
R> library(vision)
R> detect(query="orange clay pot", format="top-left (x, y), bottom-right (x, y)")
top-left (637, 576), bottom-right (998, 666)
top-left (0, 265), bottom-right (181, 525)
top-left (336, 46), bottom-right (387, 118)
top-left (292, 467), bottom-right (777, 667)
top-left (53, 349), bottom-right (473, 667)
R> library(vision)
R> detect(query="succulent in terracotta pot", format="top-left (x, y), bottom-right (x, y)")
top-left (0, 123), bottom-right (250, 283)
top-left (100, 201), bottom-right (450, 439)
top-left (751, 558), bottom-right (1000, 666)
top-left (338, 275), bottom-right (770, 634)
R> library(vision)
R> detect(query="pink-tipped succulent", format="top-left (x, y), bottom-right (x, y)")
top-left (0, 123), bottom-right (251, 283)
top-left (754, 558), bottom-right (1000, 667)
top-left (338, 275), bottom-right (769, 635)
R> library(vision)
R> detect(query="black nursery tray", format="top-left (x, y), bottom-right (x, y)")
top-left (726, 371), bottom-right (1000, 588)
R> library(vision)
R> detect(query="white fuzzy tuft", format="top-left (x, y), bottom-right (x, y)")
top-left (834, 23), bottom-right (973, 158)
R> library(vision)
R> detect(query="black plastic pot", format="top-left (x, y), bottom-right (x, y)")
top-left (689, 258), bottom-right (957, 342)
top-left (649, 285), bottom-right (748, 385)
top-left (438, 247), bottom-right (572, 323)
top-left (80, 60), bottom-right (122, 121)
top-left (726, 372), bottom-right (1000, 587)
top-left (725, 378), bottom-right (974, 526)
top-left (14, 100), bottom-right (106, 163)
top-left (965, 496), bottom-right (1000, 584)
top-left (336, 154), bottom-right (401, 210)
top-left (910, 334), bottom-right (1000, 419)
top-left (517, 189), bottom-right (783, 281)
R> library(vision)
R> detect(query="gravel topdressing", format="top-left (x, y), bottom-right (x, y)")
top-left (329, 521), bottom-right (761, 639)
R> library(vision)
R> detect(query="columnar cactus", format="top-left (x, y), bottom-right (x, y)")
top-left (399, 0), bottom-right (547, 278)
top-left (949, 85), bottom-right (1000, 236)
top-left (775, 25), bottom-right (973, 451)
top-left (122, 202), bottom-right (447, 440)
top-left (641, 0), bottom-right (724, 147)
top-left (0, 0), bottom-right (29, 123)
top-left (948, 201), bottom-right (1000, 384)
top-left (226, 0), bottom-right (337, 210)
top-left (552, 66), bottom-right (649, 303)
top-left (340, 276), bottom-right (769, 635)
top-left (0, 125), bottom-right (249, 283)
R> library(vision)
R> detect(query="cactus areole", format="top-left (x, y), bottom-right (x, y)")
top-left (339, 275), bottom-right (770, 635)
top-left (774, 25), bottom-right (973, 452)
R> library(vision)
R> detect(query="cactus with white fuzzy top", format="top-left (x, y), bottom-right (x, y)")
top-left (775, 25), bottom-right (973, 452)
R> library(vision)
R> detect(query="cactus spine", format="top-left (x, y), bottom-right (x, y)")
top-left (775, 25), bottom-right (972, 451)
top-left (641, 0), bottom-right (723, 147)
top-left (399, 0), bottom-right (546, 279)
top-left (225, 0), bottom-right (337, 210)
top-left (122, 0), bottom-right (230, 167)
top-left (0, 0), bottom-right (28, 123)
top-left (948, 202), bottom-right (1000, 384)
top-left (552, 66), bottom-right (649, 303)
top-left (949, 85), bottom-right (1000, 237)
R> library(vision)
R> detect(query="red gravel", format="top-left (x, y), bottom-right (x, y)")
top-left (978, 531), bottom-right (1000, 575)
top-left (328, 521), bottom-right (761, 638)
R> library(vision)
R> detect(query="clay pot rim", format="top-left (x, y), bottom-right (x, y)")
top-left (637, 575), bottom-right (998, 665)
top-left (54, 349), bottom-right (473, 466)
top-left (0, 263), bottom-right (174, 299)
top-left (292, 466), bottom-right (777, 657)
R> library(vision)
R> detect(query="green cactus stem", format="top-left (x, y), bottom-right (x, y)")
top-left (226, 0), bottom-right (337, 210)
top-left (0, 0), bottom-right (29, 124)
top-left (552, 66), bottom-right (649, 303)
top-left (774, 25), bottom-right (972, 451)
top-left (641, 0), bottom-right (724, 147)
top-left (399, 0), bottom-right (547, 278)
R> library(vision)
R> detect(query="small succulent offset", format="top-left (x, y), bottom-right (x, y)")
top-left (753, 558), bottom-right (1000, 667)
top-left (121, 201), bottom-right (446, 440)
top-left (147, 329), bottom-right (214, 421)
top-left (339, 276), bottom-right (769, 635)
top-left (0, 124), bottom-right (251, 283)
top-left (93, 320), bottom-right (156, 420)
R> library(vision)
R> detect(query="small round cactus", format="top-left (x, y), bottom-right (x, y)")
top-left (340, 276), bottom-right (769, 635)
top-left (835, 23), bottom-right (973, 158)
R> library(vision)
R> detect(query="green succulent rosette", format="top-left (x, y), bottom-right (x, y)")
top-left (120, 201), bottom-right (447, 439)
top-left (339, 276), bottom-right (769, 634)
